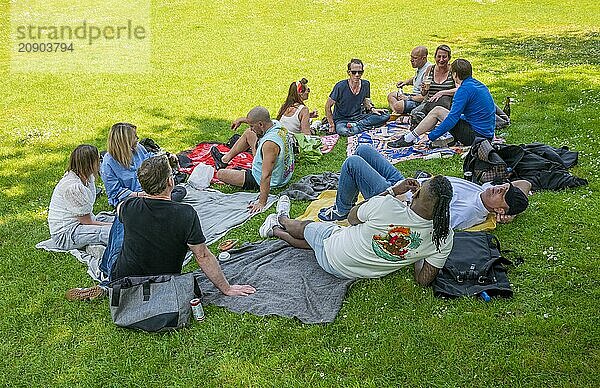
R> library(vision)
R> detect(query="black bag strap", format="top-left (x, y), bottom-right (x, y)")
top-left (142, 280), bottom-right (151, 301)
top-left (193, 276), bottom-right (202, 298)
top-left (111, 282), bottom-right (121, 307)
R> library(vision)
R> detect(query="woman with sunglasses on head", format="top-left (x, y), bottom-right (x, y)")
top-left (100, 122), bottom-right (151, 207)
top-left (276, 78), bottom-right (318, 135)
top-left (48, 144), bottom-right (114, 250)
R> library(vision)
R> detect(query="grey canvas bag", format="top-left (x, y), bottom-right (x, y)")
top-left (109, 271), bottom-right (202, 332)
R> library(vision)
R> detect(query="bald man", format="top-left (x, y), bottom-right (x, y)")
top-left (211, 106), bottom-right (295, 213)
top-left (387, 46), bottom-right (432, 114)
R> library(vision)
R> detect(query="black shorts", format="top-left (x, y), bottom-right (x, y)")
top-left (242, 168), bottom-right (260, 191)
top-left (449, 119), bottom-right (491, 146)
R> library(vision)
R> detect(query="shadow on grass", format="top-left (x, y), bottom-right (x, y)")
top-left (472, 31), bottom-right (600, 66)
top-left (0, 116), bottom-right (236, 214)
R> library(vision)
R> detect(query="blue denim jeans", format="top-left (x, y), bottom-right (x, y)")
top-left (335, 112), bottom-right (391, 136)
top-left (99, 217), bottom-right (124, 286)
top-left (336, 145), bottom-right (404, 214)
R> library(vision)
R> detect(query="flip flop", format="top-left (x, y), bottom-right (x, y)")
top-left (218, 239), bottom-right (238, 252)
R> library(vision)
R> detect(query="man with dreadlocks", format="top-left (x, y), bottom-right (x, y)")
top-left (259, 175), bottom-right (454, 286)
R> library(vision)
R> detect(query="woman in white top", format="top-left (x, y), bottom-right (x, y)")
top-left (276, 78), bottom-right (318, 135)
top-left (48, 145), bottom-right (113, 250)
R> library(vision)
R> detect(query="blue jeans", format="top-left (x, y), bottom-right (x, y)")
top-left (99, 217), bottom-right (124, 286)
top-left (336, 145), bottom-right (404, 214)
top-left (335, 112), bottom-right (391, 136)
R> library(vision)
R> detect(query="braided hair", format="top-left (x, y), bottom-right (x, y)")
top-left (428, 175), bottom-right (453, 251)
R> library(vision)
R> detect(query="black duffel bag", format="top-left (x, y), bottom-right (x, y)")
top-left (432, 232), bottom-right (514, 299)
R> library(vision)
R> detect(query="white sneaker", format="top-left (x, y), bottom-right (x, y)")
top-left (259, 214), bottom-right (280, 238)
top-left (276, 195), bottom-right (291, 218)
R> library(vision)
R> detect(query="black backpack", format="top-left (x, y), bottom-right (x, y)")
top-left (463, 137), bottom-right (524, 185)
top-left (432, 232), bottom-right (514, 299)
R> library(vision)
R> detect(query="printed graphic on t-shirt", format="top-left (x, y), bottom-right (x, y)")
top-left (372, 225), bottom-right (422, 261)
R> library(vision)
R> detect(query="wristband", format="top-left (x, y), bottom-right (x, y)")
top-left (386, 186), bottom-right (395, 196)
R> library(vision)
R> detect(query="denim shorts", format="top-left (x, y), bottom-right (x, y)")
top-left (304, 222), bottom-right (350, 279)
top-left (402, 98), bottom-right (419, 113)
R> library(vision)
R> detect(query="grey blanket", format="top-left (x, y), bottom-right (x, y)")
top-left (281, 172), bottom-right (340, 201)
top-left (195, 240), bottom-right (355, 324)
top-left (182, 185), bottom-right (277, 245)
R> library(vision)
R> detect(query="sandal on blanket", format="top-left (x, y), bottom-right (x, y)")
top-left (218, 239), bottom-right (239, 251)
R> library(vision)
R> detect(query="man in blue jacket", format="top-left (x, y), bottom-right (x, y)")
top-left (389, 59), bottom-right (495, 148)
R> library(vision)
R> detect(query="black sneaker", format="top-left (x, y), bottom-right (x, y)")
top-left (210, 146), bottom-right (229, 170)
top-left (388, 138), bottom-right (414, 148)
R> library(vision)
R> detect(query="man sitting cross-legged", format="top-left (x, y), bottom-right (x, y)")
top-left (325, 58), bottom-right (390, 136)
top-left (318, 145), bottom-right (530, 229)
top-left (210, 106), bottom-right (295, 213)
top-left (259, 176), bottom-right (454, 286)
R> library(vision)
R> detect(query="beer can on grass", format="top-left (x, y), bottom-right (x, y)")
top-left (190, 298), bottom-right (205, 322)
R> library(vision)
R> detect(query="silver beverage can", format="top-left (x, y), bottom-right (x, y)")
top-left (190, 298), bottom-right (205, 322)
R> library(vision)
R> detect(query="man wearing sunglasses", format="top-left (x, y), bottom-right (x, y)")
top-left (325, 58), bottom-right (390, 136)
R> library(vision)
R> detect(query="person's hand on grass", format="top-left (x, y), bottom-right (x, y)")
top-left (224, 284), bottom-right (256, 296)
top-left (248, 200), bottom-right (266, 213)
top-left (496, 213), bottom-right (515, 223)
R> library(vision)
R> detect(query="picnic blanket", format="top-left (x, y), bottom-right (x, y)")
top-left (346, 121), bottom-right (465, 164)
top-left (35, 239), bottom-right (108, 282)
top-left (280, 172), bottom-right (340, 201)
top-left (195, 239), bottom-right (355, 324)
top-left (179, 134), bottom-right (339, 182)
top-left (178, 142), bottom-right (253, 183)
top-left (182, 185), bottom-right (277, 245)
top-left (297, 190), bottom-right (496, 231)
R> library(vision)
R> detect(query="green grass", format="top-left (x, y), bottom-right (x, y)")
top-left (1, 0), bottom-right (599, 386)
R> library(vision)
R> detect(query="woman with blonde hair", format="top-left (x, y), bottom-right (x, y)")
top-left (100, 122), bottom-right (151, 207)
top-left (276, 78), bottom-right (318, 135)
top-left (48, 144), bottom-right (113, 250)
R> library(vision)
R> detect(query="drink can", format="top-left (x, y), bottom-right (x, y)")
top-left (190, 298), bottom-right (205, 322)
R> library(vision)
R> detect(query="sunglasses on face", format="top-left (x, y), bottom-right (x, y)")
top-left (349, 70), bottom-right (364, 75)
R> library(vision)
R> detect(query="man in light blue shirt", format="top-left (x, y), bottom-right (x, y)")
top-left (390, 58), bottom-right (496, 148)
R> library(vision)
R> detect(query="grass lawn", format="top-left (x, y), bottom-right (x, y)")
top-left (1, 0), bottom-right (599, 386)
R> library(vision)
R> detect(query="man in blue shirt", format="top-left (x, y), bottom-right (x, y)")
top-left (325, 58), bottom-right (390, 136)
top-left (389, 59), bottom-right (495, 148)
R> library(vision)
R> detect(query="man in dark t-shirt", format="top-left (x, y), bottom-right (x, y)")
top-left (112, 155), bottom-right (255, 297)
top-left (325, 58), bottom-right (390, 136)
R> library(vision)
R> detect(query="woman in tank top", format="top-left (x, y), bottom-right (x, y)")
top-left (276, 78), bottom-right (318, 135)
top-left (421, 44), bottom-right (457, 103)
top-left (410, 45), bottom-right (458, 127)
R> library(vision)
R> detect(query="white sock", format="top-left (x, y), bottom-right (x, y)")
top-left (404, 131), bottom-right (417, 143)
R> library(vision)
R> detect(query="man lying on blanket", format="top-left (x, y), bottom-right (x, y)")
top-left (259, 176), bottom-right (454, 285)
top-left (318, 145), bottom-right (530, 229)
top-left (210, 106), bottom-right (295, 213)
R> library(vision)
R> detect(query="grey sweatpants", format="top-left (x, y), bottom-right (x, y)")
top-left (51, 213), bottom-right (114, 250)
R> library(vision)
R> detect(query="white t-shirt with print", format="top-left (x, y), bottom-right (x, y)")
top-left (324, 195), bottom-right (453, 279)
